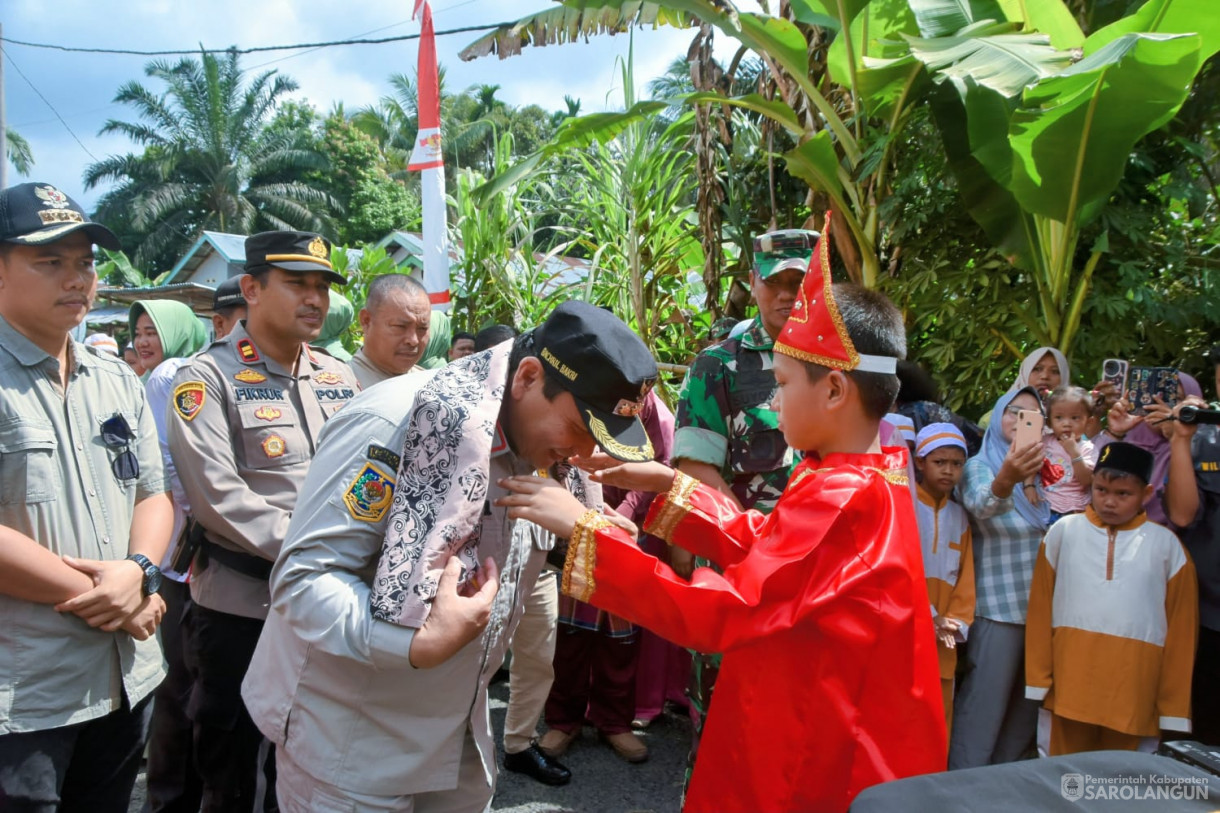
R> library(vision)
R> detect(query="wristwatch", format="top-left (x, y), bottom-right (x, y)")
top-left (125, 554), bottom-right (163, 597)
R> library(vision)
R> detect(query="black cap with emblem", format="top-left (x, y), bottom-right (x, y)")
top-left (532, 301), bottom-right (659, 462)
top-left (0, 182), bottom-right (120, 250)
top-left (244, 230), bottom-right (347, 285)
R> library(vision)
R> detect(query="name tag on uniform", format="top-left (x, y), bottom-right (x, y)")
top-left (368, 444), bottom-right (401, 471)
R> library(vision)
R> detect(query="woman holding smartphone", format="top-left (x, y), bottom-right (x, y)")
top-left (949, 386), bottom-right (1048, 770)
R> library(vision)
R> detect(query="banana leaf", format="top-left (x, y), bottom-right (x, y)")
top-left (907, 0), bottom-right (1008, 38)
top-left (904, 19), bottom-right (1073, 98)
top-left (928, 80), bottom-right (1036, 270)
top-left (996, 0), bottom-right (1084, 49)
top-left (1083, 0), bottom-right (1220, 61)
top-left (825, 0), bottom-right (924, 117)
top-left (1008, 32), bottom-right (1203, 226)
top-left (459, 1), bottom-right (697, 60)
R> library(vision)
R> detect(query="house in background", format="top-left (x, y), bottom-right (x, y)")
top-left (160, 231), bottom-right (250, 288)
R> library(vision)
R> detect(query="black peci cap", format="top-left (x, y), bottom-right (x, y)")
top-left (244, 230), bottom-right (346, 284)
top-left (1095, 442), bottom-right (1155, 485)
top-left (213, 275), bottom-right (247, 311)
top-left (0, 182), bottom-right (120, 250)
top-left (532, 301), bottom-right (659, 462)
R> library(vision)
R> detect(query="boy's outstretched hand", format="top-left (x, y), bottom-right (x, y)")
top-left (570, 453), bottom-right (676, 495)
top-left (497, 476), bottom-right (588, 539)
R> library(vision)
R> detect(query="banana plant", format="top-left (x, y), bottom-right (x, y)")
top-left (463, 0), bottom-right (1069, 288)
top-left (911, 0), bottom-right (1220, 353)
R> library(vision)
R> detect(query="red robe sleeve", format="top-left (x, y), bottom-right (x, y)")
top-left (564, 467), bottom-right (891, 655)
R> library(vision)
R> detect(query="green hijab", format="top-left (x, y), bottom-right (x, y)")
top-left (416, 309), bottom-right (451, 370)
top-left (128, 300), bottom-right (207, 378)
top-left (313, 289), bottom-right (354, 362)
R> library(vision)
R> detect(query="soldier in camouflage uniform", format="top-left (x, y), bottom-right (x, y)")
top-left (671, 229), bottom-right (816, 789)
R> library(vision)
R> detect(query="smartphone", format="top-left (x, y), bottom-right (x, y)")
top-left (1014, 409), bottom-right (1044, 449)
top-left (1102, 358), bottom-right (1129, 397)
top-left (1128, 366), bottom-right (1178, 415)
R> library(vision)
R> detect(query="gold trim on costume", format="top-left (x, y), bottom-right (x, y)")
top-left (871, 466), bottom-right (910, 487)
top-left (562, 510), bottom-right (613, 602)
top-left (774, 213), bottom-right (861, 370)
top-left (643, 470), bottom-right (699, 541)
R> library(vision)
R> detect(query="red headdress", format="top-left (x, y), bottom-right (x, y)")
top-left (773, 211), bottom-right (897, 375)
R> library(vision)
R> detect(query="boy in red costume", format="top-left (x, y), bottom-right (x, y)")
top-left (498, 216), bottom-right (946, 812)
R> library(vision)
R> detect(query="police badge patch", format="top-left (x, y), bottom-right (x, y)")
top-left (173, 381), bottom-right (206, 421)
top-left (343, 463), bottom-right (395, 522)
top-left (262, 434), bottom-right (286, 458)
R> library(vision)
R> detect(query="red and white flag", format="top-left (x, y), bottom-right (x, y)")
top-left (408, 0), bottom-right (451, 309)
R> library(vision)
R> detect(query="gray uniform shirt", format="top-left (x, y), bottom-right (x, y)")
top-left (349, 348), bottom-right (427, 390)
top-left (242, 371), bottom-right (554, 797)
top-left (0, 316), bottom-right (169, 734)
top-left (167, 321), bottom-right (360, 620)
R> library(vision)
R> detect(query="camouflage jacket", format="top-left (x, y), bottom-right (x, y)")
top-left (673, 317), bottom-right (794, 513)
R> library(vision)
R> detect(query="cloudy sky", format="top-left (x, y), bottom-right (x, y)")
top-left (4, 0), bottom-right (754, 210)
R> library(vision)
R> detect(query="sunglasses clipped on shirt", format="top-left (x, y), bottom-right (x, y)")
top-left (101, 414), bottom-right (139, 481)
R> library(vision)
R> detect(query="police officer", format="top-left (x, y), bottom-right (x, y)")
top-left (669, 228), bottom-right (812, 776)
top-left (0, 182), bottom-right (172, 811)
top-left (167, 230), bottom-right (360, 812)
top-left (242, 302), bottom-right (657, 811)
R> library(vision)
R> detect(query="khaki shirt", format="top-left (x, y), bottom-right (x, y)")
top-left (349, 348), bottom-right (427, 390)
top-left (243, 371), bottom-right (554, 796)
top-left (0, 316), bottom-right (169, 734)
top-left (167, 321), bottom-right (359, 620)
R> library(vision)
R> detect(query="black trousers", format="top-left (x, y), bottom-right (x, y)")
top-left (184, 603), bottom-right (276, 813)
top-left (0, 694), bottom-right (151, 813)
top-left (1191, 625), bottom-right (1220, 745)
top-left (145, 578), bottom-right (203, 813)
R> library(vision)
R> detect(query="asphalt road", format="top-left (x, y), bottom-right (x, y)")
top-left (130, 680), bottom-right (691, 812)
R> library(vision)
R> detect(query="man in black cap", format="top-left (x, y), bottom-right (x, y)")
top-left (242, 301), bottom-right (656, 810)
top-left (167, 230), bottom-right (361, 811)
top-left (0, 183), bottom-right (173, 810)
top-left (211, 274), bottom-right (248, 340)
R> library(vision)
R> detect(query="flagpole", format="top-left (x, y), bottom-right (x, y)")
top-left (408, 0), bottom-right (451, 310)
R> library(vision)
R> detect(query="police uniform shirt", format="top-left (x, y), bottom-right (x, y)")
top-left (0, 315), bottom-right (169, 734)
top-left (167, 320), bottom-right (359, 620)
top-left (242, 371), bottom-right (553, 797)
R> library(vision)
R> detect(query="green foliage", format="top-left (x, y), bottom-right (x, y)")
top-left (5, 129), bottom-right (34, 176)
top-left (332, 245), bottom-right (404, 354)
top-left (311, 115), bottom-right (421, 246)
top-left (85, 50), bottom-right (338, 273)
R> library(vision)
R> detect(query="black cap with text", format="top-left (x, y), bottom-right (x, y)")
top-left (0, 182), bottom-right (120, 250)
top-left (532, 301), bottom-right (658, 462)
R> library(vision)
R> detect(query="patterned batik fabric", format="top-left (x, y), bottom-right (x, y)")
top-left (372, 343), bottom-right (602, 629)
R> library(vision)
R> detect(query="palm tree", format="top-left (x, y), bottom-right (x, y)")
top-left (85, 49), bottom-right (338, 271)
top-left (5, 129), bottom-right (35, 176)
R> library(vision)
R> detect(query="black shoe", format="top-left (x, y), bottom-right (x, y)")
top-left (504, 743), bottom-right (572, 786)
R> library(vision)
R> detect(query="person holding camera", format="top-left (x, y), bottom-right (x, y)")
top-left (949, 386), bottom-right (1048, 769)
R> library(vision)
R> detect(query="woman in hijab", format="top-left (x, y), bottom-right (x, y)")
top-left (1008, 347), bottom-right (1070, 396)
top-left (416, 309), bottom-right (452, 370)
top-left (130, 300), bottom-right (207, 382)
top-left (949, 386), bottom-right (1048, 770)
top-left (127, 299), bottom-right (208, 811)
top-left (312, 289), bottom-right (354, 362)
top-left (1097, 371), bottom-right (1207, 526)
